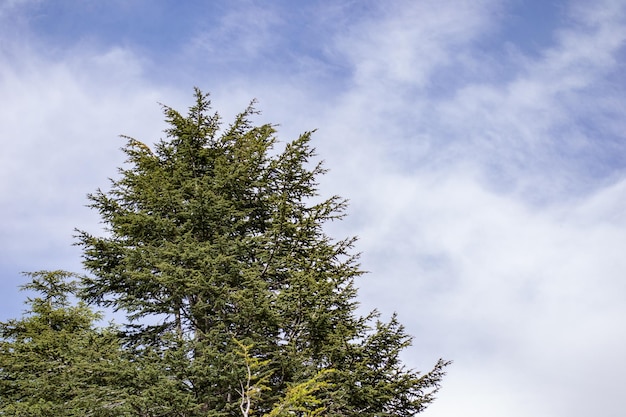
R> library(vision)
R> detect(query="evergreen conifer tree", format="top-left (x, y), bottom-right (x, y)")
top-left (0, 271), bottom-right (128, 416)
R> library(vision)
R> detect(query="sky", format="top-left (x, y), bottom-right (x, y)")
top-left (1, 0), bottom-right (626, 416)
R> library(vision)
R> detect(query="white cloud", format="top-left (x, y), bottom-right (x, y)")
top-left (342, 168), bottom-right (626, 417)
top-left (336, 0), bottom-right (501, 88)
top-left (0, 45), bottom-right (172, 271)
top-left (185, 1), bottom-right (283, 65)
top-left (315, 0), bottom-right (626, 203)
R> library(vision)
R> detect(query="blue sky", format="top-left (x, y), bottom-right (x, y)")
top-left (2, 1), bottom-right (626, 416)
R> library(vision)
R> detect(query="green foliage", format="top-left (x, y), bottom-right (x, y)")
top-left (1, 90), bottom-right (449, 416)
top-left (0, 271), bottom-right (128, 416)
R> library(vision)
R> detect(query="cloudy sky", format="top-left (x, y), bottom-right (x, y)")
top-left (1, 0), bottom-right (626, 415)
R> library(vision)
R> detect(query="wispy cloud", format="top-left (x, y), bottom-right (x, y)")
top-left (0, 45), bottom-right (169, 268)
top-left (320, 0), bottom-right (626, 205)
top-left (185, 2), bottom-right (284, 68)
top-left (336, 0), bottom-right (501, 87)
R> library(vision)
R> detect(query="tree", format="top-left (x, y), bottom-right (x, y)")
top-left (0, 271), bottom-right (128, 416)
top-left (1, 89), bottom-right (448, 416)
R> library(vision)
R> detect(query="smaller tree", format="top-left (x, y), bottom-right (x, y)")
top-left (0, 271), bottom-right (128, 416)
